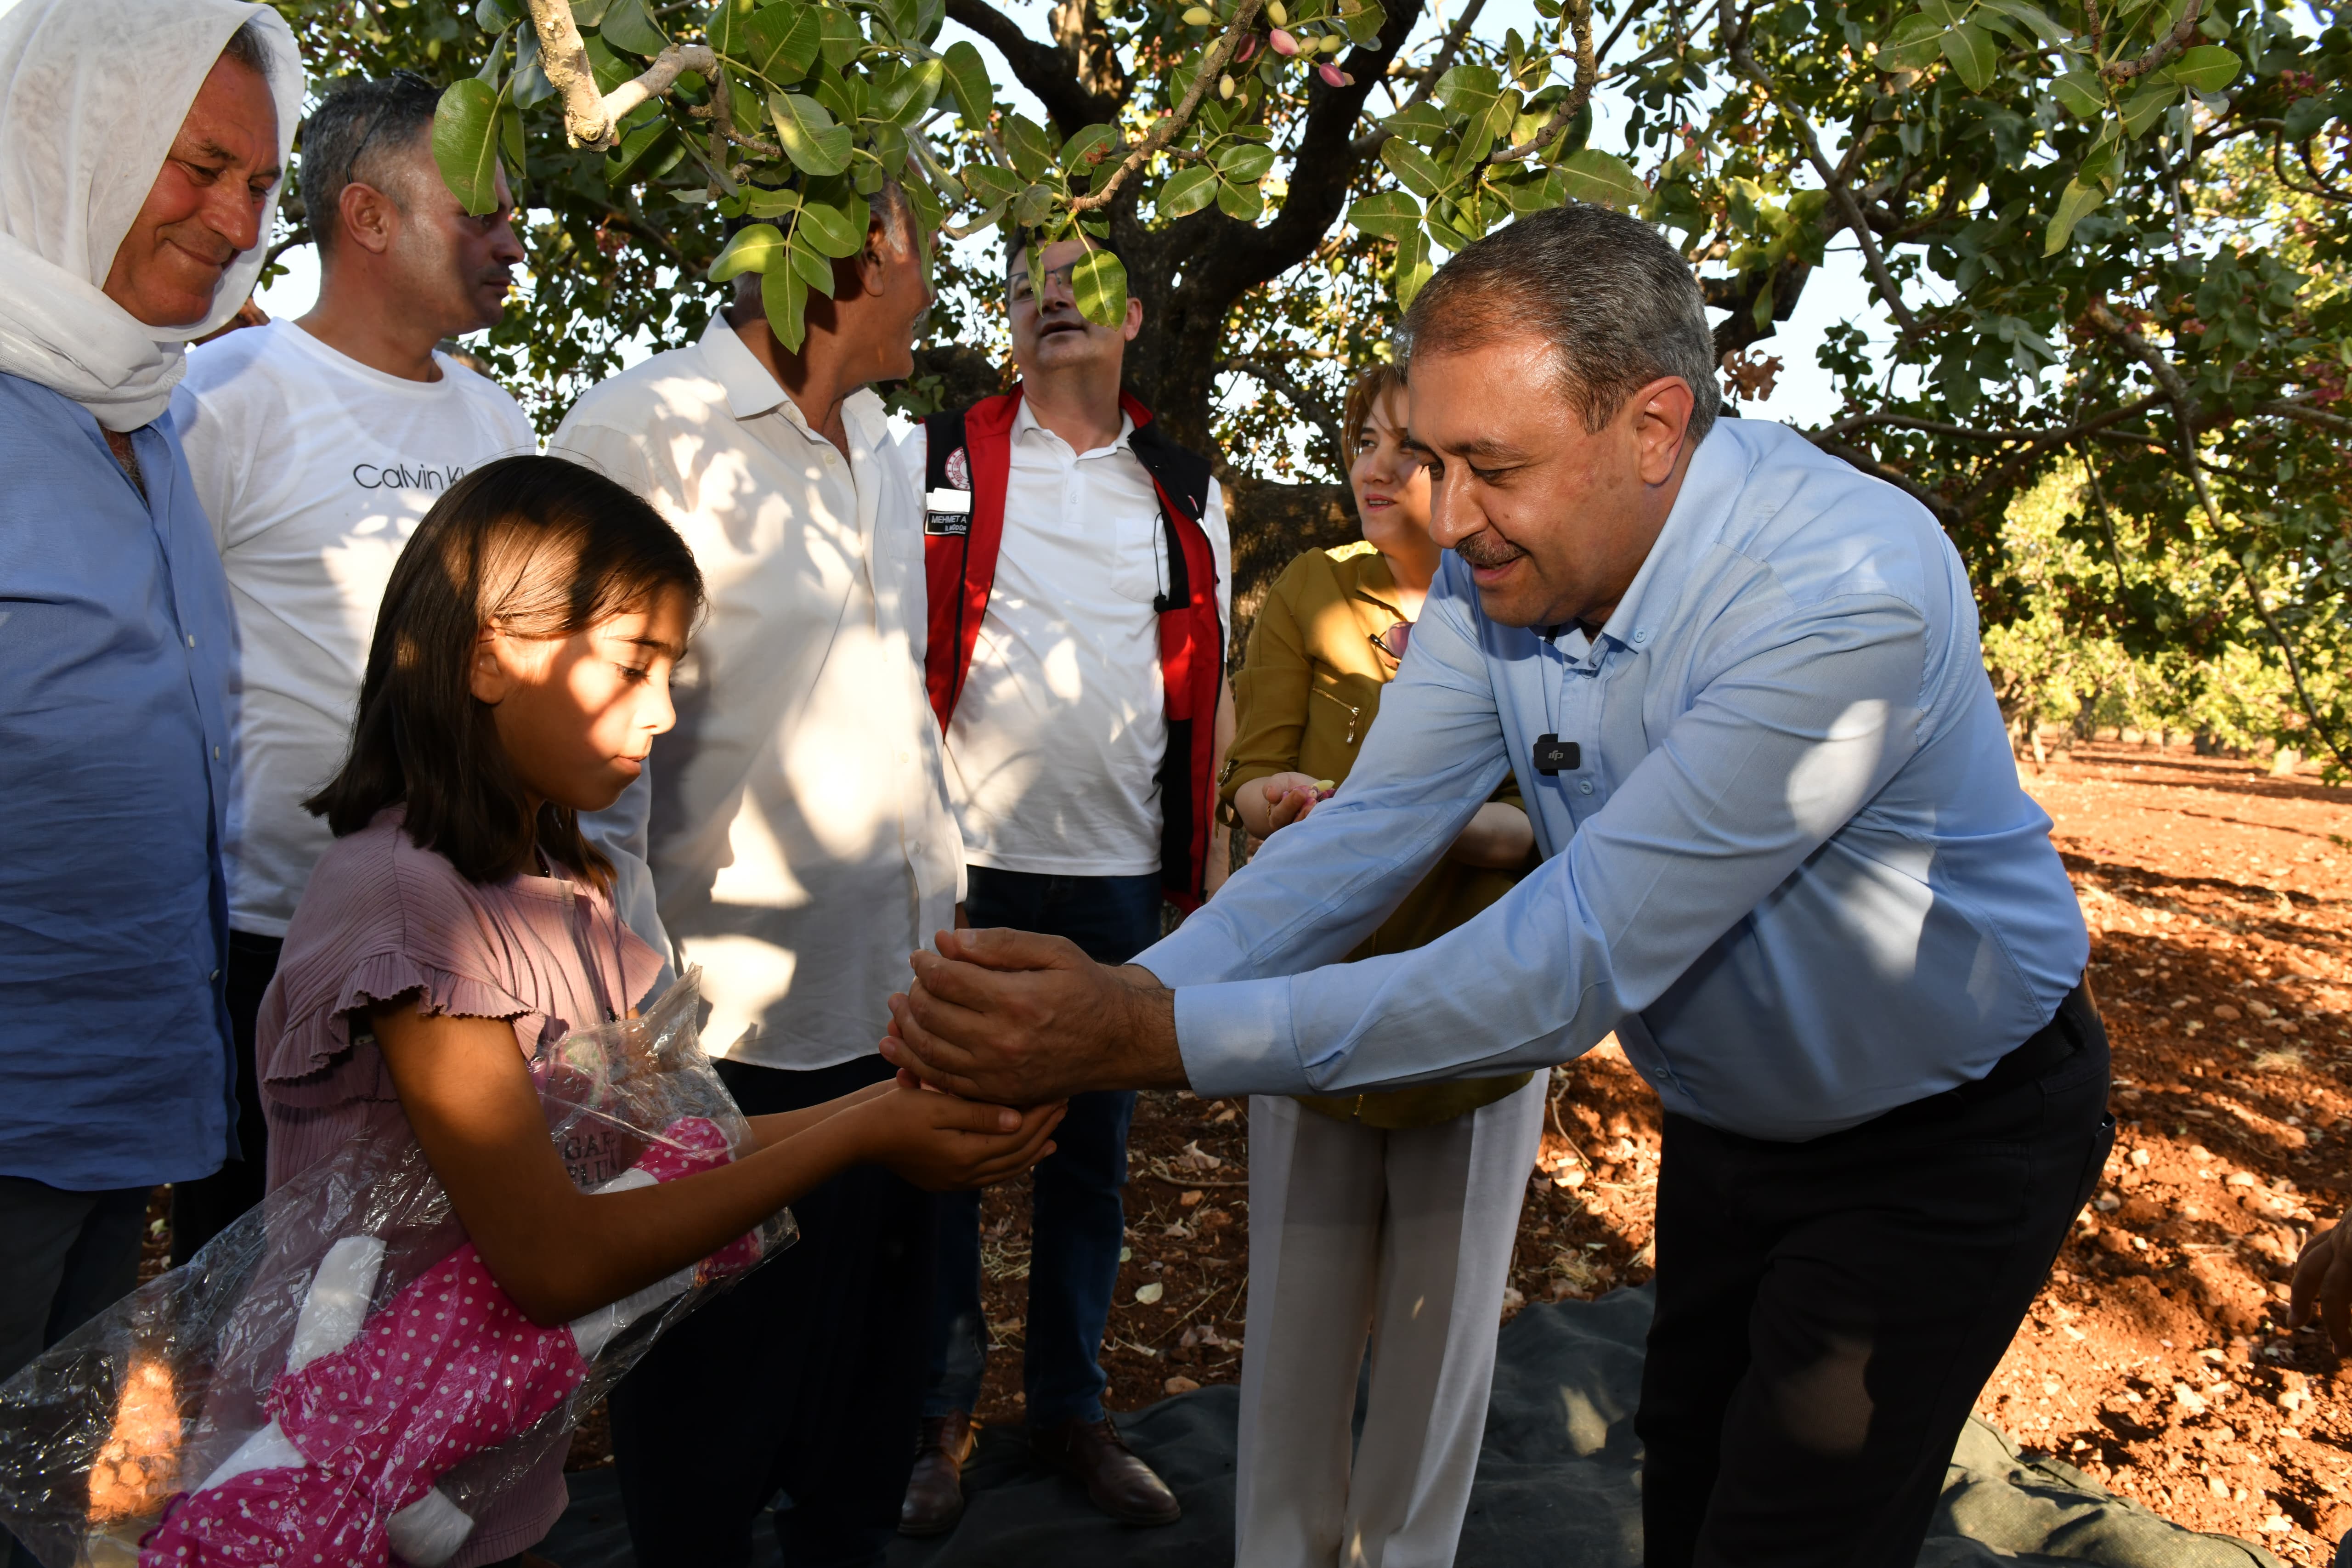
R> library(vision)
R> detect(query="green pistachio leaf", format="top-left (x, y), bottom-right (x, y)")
top-left (1012, 181), bottom-right (1056, 228)
top-left (739, 185), bottom-right (802, 218)
top-left (2042, 176), bottom-right (2105, 254)
top-left (1217, 177), bottom-right (1265, 222)
top-left (1072, 249), bottom-right (1128, 326)
top-left (1381, 102), bottom-right (1449, 144)
top-left (817, 7), bottom-right (859, 68)
top-left (1878, 11), bottom-right (1948, 71)
top-left (1433, 62), bottom-right (1501, 121)
top-left (800, 192), bottom-right (871, 257)
top-left (2161, 44), bottom-right (2240, 94)
top-left (1159, 164), bottom-right (1221, 220)
top-left (604, 119), bottom-right (679, 183)
top-left (788, 231), bottom-right (838, 295)
top-left (1973, 0), bottom-right (2065, 41)
top-left (432, 78), bottom-right (503, 216)
top-left (597, 0), bottom-right (669, 57)
top-left (1380, 136), bottom-right (1447, 198)
top-left (770, 91), bottom-right (853, 175)
top-left (2051, 68), bottom-right (2106, 118)
top-left (1344, 0), bottom-right (1387, 46)
top-left (1394, 223), bottom-right (1434, 306)
top-left (1552, 148), bottom-right (1646, 210)
top-left (1004, 113), bottom-right (1054, 182)
top-left (763, 262), bottom-right (809, 353)
top-left (882, 56), bottom-right (945, 124)
top-left (963, 163), bottom-right (1024, 207)
top-left (942, 40), bottom-right (994, 126)
top-left (1348, 188), bottom-right (1422, 238)
top-left (1216, 142), bottom-right (1277, 183)
top-left (727, 2), bottom-right (821, 85)
top-left (1061, 122), bottom-right (1120, 172)
top-left (710, 221), bottom-right (787, 280)
top-left (1940, 21), bottom-right (1997, 92)
top-left (2119, 78), bottom-right (2180, 136)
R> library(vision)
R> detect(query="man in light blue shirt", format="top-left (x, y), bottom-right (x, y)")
top-left (883, 204), bottom-right (2113, 1565)
top-left (0, 1), bottom-right (299, 1494)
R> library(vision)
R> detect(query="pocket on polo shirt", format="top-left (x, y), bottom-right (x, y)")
top-left (1110, 507), bottom-right (1168, 604)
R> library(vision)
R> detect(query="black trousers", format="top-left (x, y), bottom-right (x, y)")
top-left (1636, 985), bottom-right (2115, 1568)
top-left (169, 929), bottom-right (280, 1266)
top-left (608, 1052), bottom-right (933, 1568)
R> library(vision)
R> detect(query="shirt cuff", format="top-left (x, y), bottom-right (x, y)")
top-left (1172, 978), bottom-right (1308, 1098)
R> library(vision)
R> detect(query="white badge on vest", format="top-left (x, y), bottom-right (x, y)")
top-left (924, 487), bottom-right (972, 538)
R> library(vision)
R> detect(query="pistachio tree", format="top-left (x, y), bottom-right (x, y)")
top-left (288, 0), bottom-right (2352, 764)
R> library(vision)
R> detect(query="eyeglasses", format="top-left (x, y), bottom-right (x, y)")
top-left (1370, 621), bottom-right (1412, 661)
top-left (1008, 260), bottom-right (1083, 301)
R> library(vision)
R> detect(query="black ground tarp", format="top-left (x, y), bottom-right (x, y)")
top-left (542, 1286), bottom-right (2292, 1567)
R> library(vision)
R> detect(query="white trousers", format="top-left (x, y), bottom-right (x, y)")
top-left (1235, 1077), bottom-right (1548, 1568)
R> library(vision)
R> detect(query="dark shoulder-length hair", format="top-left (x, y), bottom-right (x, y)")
top-left (307, 454), bottom-right (704, 890)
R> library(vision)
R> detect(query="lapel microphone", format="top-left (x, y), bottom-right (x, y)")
top-left (1533, 734), bottom-right (1580, 776)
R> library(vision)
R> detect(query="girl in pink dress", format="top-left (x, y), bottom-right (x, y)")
top-left (243, 456), bottom-right (1065, 1568)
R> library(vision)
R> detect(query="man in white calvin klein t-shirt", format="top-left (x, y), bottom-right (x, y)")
top-left (171, 70), bottom-right (532, 1260)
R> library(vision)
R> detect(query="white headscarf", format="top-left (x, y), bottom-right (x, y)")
top-left (0, 0), bottom-right (304, 431)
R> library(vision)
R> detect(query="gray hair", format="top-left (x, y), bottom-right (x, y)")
top-left (219, 17), bottom-right (278, 82)
top-left (1400, 203), bottom-right (1720, 445)
top-left (302, 72), bottom-right (446, 254)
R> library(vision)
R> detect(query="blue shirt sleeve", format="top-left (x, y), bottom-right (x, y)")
top-left (1149, 577), bottom-right (1931, 1102)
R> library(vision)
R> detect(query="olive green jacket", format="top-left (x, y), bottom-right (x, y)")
top-left (1221, 541), bottom-right (1534, 1130)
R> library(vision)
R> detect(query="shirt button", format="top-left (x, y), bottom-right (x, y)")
top-left (1633, 628), bottom-right (1649, 644)
top-left (185, 633), bottom-right (196, 648)
top-left (212, 745), bottom-right (221, 759)
top-left (1579, 779), bottom-right (1595, 795)
top-left (209, 969), bottom-right (221, 983)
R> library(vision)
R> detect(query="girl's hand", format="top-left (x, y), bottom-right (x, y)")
top-left (1238, 771), bottom-right (1329, 838)
top-left (842, 1085), bottom-right (1066, 1191)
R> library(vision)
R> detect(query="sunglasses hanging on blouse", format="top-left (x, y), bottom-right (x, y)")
top-left (1369, 621), bottom-right (1412, 661)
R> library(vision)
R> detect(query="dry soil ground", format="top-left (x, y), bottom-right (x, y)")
top-left (136, 741), bottom-right (2352, 1557)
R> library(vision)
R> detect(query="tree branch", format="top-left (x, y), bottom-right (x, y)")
top-left (945, 0), bottom-right (1117, 133)
top-left (520, 0), bottom-right (715, 150)
top-left (2256, 399), bottom-right (2352, 438)
top-left (1223, 357), bottom-right (1345, 475)
top-left (1352, 0), bottom-right (1488, 157)
top-left (1595, 0), bottom-right (1662, 67)
top-left (1725, 7), bottom-right (1921, 337)
top-left (1491, 0), bottom-right (1599, 163)
top-left (2102, 0), bottom-right (2204, 83)
top-left (1068, 0), bottom-right (1268, 215)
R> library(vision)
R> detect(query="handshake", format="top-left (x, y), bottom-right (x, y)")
top-left (881, 927), bottom-right (1190, 1110)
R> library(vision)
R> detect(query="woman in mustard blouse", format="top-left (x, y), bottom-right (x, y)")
top-left (1221, 366), bottom-right (1549, 1568)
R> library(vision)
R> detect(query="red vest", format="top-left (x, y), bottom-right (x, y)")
top-left (921, 388), bottom-right (1223, 911)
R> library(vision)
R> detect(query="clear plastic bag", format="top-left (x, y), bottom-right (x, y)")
top-left (0, 969), bottom-right (792, 1567)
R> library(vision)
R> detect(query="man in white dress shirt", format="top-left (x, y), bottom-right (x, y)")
top-left (552, 183), bottom-right (956, 1568)
top-left (172, 69), bottom-right (532, 1263)
top-left (894, 235), bottom-right (1229, 1534)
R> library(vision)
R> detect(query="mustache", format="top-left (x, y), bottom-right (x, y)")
top-left (1454, 532), bottom-right (1527, 570)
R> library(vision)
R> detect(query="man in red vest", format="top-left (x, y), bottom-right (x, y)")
top-left (898, 233), bottom-right (1232, 1535)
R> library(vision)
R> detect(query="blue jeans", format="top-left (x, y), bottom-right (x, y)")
top-left (925, 866), bottom-right (1161, 1428)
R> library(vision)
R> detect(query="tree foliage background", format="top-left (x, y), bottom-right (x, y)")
top-left (264, 0), bottom-right (2352, 770)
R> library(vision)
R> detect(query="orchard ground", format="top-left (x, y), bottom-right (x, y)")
top-left (138, 741), bottom-right (2352, 1553)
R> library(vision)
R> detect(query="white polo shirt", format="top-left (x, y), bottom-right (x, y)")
top-left (554, 315), bottom-right (962, 1070)
top-left (902, 401), bottom-right (1230, 878)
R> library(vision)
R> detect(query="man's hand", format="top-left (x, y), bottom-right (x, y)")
top-left (880, 927), bottom-right (1188, 1104)
top-left (2290, 1216), bottom-right (2352, 1353)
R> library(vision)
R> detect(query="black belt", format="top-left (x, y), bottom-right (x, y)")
top-left (1860, 981), bottom-right (2103, 1135)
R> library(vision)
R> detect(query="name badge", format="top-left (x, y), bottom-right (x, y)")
top-left (924, 487), bottom-right (972, 537)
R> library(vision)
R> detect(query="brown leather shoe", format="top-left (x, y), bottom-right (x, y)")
top-left (1030, 1415), bottom-right (1182, 1526)
top-left (899, 1410), bottom-right (978, 1536)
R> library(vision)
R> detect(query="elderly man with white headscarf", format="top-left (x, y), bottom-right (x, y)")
top-left (0, 0), bottom-right (301, 1466)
